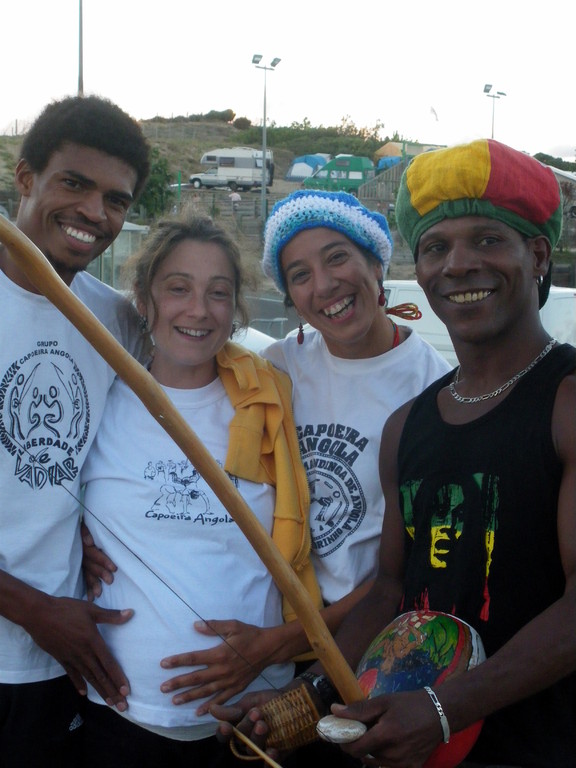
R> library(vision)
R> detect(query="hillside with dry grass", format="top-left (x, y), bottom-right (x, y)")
top-left (140, 120), bottom-right (297, 184)
top-left (0, 119), bottom-right (419, 284)
top-left (0, 136), bottom-right (22, 190)
top-left (0, 119), bottom-right (296, 194)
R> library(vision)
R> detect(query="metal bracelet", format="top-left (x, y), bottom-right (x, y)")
top-left (423, 686), bottom-right (451, 743)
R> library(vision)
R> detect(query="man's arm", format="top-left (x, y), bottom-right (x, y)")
top-left (158, 578), bottom-right (375, 714)
top-left (81, 520), bottom-right (117, 600)
top-left (82, 519), bottom-right (376, 712)
top-left (0, 568), bottom-right (133, 710)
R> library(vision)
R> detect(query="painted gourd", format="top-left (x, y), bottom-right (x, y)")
top-left (356, 610), bottom-right (486, 768)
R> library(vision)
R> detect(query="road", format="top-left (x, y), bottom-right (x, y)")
top-left (246, 291), bottom-right (299, 339)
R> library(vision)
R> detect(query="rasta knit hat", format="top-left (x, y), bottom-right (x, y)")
top-left (395, 139), bottom-right (563, 307)
top-left (396, 139), bottom-right (563, 255)
top-left (262, 189), bottom-right (393, 294)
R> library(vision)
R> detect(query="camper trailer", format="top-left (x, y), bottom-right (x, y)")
top-left (189, 146), bottom-right (274, 191)
top-left (302, 155), bottom-right (375, 195)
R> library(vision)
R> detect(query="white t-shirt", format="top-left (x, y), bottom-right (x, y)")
top-left (0, 269), bottom-right (145, 684)
top-left (81, 377), bottom-right (293, 736)
top-left (262, 327), bottom-right (451, 604)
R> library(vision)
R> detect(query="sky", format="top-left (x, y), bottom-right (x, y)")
top-left (2, 0), bottom-right (575, 160)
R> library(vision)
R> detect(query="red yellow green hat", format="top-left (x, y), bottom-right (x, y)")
top-left (396, 139), bottom-right (563, 256)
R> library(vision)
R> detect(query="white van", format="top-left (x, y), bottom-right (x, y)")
top-left (384, 280), bottom-right (576, 367)
top-left (233, 326), bottom-right (276, 353)
top-left (190, 147), bottom-right (274, 191)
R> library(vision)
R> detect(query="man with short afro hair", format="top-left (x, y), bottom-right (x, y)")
top-left (0, 94), bottom-right (150, 767)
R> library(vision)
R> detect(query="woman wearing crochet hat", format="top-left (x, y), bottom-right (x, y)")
top-left (214, 141), bottom-right (575, 768)
top-left (262, 189), bottom-right (449, 653)
top-left (258, 189), bottom-right (450, 627)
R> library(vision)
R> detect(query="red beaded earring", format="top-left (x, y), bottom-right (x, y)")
top-left (378, 282), bottom-right (386, 307)
top-left (297, 322), bottom-right (304, 345)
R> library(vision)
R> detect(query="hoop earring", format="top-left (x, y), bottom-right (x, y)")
top-left (378, 282), bottom-right (386, 307)
top-left (297, 322), bottom-right (304, 345)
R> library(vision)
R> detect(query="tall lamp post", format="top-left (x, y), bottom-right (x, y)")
top-left (483, 84), bottom-right (506, 139)
top-left (252, 54), bottom-right (281, 225)
top-left (78, 0), bottom-right (84, 96)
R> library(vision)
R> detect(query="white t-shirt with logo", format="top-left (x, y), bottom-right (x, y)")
top-left (0, 268), bottom-right (145, 683)
top-left (262, 327), bottom-right (451, 604)
top-left (81, 377), bottom-right (292, 734)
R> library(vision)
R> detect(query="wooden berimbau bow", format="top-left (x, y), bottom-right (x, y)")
top-left (0, 216), bottom-right (365, 762)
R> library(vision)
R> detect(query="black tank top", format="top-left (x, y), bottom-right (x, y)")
top-left (398, 344), bottom-right (576, 767)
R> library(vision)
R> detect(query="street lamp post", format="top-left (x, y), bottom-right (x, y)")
top-left (252, 54), bottom-right (281, 225)
top-left (78, 0), bottom-right (84, 96)
top-left (483, 84), bottom-right (506, 139)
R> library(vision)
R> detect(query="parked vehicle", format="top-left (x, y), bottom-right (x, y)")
top-left (189, 146), bottom-right (274, 191)
top-left (383, 280), bottom-right (576, 366)
top-left (302, 155), bottom-right (375, 195)
top-left (234, 326), bottom-right (276, 353)
top-left (188, 168), bottom-right (232, 190)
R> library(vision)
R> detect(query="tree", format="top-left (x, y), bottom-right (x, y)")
top-left (233, 118), bottom-right (393, 160)
top-left (233, 117), bottom-right (252, 130)
top-left (137, 148), bottom-right (174, 220)
top-left (534, 153), bottom-right (576, 173)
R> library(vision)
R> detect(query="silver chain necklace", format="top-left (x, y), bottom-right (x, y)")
top-left (449, 339), bottom-right (557, 404)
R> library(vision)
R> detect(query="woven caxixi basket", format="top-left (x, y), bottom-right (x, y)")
top-left (261, 684), bottom-right (320, 750)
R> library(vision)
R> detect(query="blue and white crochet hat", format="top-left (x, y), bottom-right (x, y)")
top-left (262, 190), bottom-right (393, 294)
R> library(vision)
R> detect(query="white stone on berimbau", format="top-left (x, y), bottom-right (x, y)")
top-left (316, 715), bottom-right (367, 743)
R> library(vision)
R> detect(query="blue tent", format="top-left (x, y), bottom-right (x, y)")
top-left (285, 154), bottom-right (328, 181)
top-left (376, 156), bottom-right (402, 172)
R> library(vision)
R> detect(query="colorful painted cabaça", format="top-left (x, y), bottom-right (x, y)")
top-left (356, 610), bottom-right (486, 768)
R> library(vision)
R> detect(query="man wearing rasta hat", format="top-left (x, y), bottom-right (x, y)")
top-left (215, 140), bottom-right (576, 768)
top-left (321, 139), bottom-right (576, 766)
top-left (396, 138), bottom-right (563, 307)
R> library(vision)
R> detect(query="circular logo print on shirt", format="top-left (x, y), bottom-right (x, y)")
top-left (0, 344), bottom-right (89, 489)
top-left (304, 451), bottom-right (366, 557)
